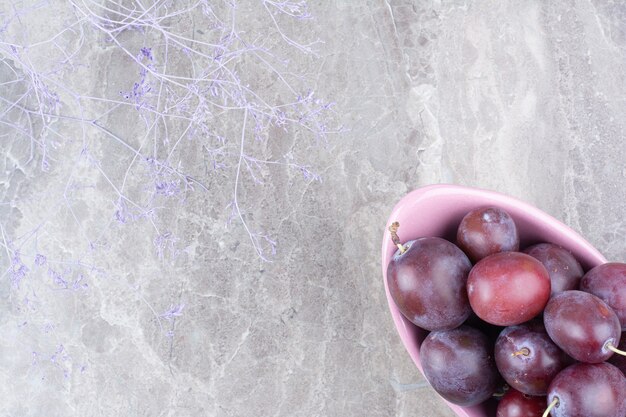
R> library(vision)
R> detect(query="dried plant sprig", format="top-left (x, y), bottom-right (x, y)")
top-left (0, 0), bottom-right (339, 381)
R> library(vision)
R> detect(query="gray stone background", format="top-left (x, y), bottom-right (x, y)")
top-left (0, 0), bottom-right (625, 416)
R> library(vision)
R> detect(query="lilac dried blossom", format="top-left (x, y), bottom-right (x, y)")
top-left (154, 179), bottom-right (181, 197)
top-left (49, 344), bottom-right (66, 364)
top-left (48, 268), bottom-right (68, 289)
top-left (159, 304), bottom-right (185, 321)
top-left (298, 165), bottom-right (322, 182)
top-left (119, 52), bottom-right (155, 113)
top-left (114, 198), bottom-right (132, 224)
top-left (47, 268), bottom-right (87, 291)
top-left (139, 47), bottom-right (153, 61)
top-left (72, 274), bottom-right (88, 290)
top-left (49, 344), bottom-right (73, 379)
top-left (153, 232), bottom-right (181, 260)
top-left (34, 254), bottom-right (47, 267)
top-left (9, 250), bottom-right (29, 288)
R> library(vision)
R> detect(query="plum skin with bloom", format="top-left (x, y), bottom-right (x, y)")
top-left (387, 237), bottom-right (472, 331)
top-left (420, 326), bottom-right (500, 406)
top-left (546, 362), bottom-right (626, 417)
top-left (457, 206), bottom-right (520, 262)
top-left (543, 290), bottom-right (621, 363)
top-left (467, 252), bottom-right (551, 326)
top-left (494, 323), bottom-right (570, 395)
top-left (580, 262), bottom-right (626, 330)
top-left (524, 243), bottom-right (584, 296)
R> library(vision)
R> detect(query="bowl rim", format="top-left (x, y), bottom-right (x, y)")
top-left (380, 184), bottom-right (608, 417)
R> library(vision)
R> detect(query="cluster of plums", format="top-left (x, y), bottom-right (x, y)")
top-left (387, 207), bottom-right (626, 417)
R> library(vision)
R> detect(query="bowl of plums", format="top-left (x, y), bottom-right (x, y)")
top-left (381, 184), bottom-right (625, 417)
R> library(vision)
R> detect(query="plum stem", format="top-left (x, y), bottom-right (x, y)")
top-left (607, 343), bottom-right (626, 356)
top-left (512, 347), bottom-right (530, 357)
top-left (542, 397), bottom-right (558, 417)
top-left (389, 222), bottom-right (407, 254)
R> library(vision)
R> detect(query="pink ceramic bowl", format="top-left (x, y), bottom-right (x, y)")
top-left (381, 184), bottom-right (607, 417)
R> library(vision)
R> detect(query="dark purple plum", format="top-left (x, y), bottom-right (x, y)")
top-left (580, 262), bottom-right (626, 330)
top-left (544, 291), bottom-right (621, 363)
top-left (545, 362), bottom-right (626, 417)
top-left (496, 388), bottom-right (545, 417)
top-left (523, 243), bottom-right (584, 296)
top-left (457, 206), bottom-right (519, 262)
top-left (420, 326), bottom-right (500, 406)
top-left (495, 323), bottom-right (570, 395)
top-left (387, 236), bottom-right (472, 331)
top-left (467, 252), bottom-right (550, 326)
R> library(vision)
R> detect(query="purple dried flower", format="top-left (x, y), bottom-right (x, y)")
top-left (34, 254), bottom-right (47, 267)
top-left (48, 268), bottom-right (68, 289)
top-left (114, 198), bottom-right (133, 223)
top-left (9, 251), bottom-right (28, 288)
top-left (256, 233), bottom-right (277, 257)
top-left (159, 303), bottom-right (185, 320)
top-left (155, 180), bottom-right (181, 197)
top-left (299, 166), bottom-right (322, 182)
top-left (50, 345), bottom-right (63, 363)
top-left (153, 232), bottom-right (181, 260)
top-left (274, 110), bottom-right (287, 127)
top-left (139, 47), bottom-right (153, 61)
top-left (120, 49), bottom-right (156, 111)
top-left (72, 274), bottom-right (88, 290)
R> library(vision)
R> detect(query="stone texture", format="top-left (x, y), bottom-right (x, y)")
top-left (0, 1), bottom-right (625, 416)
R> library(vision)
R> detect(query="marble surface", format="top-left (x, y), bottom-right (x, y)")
top-left (1, 0), bottom-right (625, 416)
